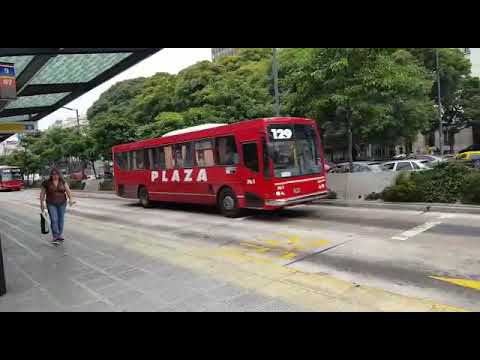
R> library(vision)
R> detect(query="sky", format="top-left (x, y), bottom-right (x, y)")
top-left (38, 48), bottom-right (212, 130)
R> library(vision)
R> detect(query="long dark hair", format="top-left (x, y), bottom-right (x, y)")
top-left (48, 168), bottom-right (65, 184)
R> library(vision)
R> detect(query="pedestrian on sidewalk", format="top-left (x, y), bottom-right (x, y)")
top-left (40, 169), bottom-right (75, 245)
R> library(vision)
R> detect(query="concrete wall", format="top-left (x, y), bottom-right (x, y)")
top-left (412, 127), bottom-right (474, 155)
top-left (327, 172), bottom-right (398, 200)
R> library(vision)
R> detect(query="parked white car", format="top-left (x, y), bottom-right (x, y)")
top-left (410, 154), bottom-right (445, 165)
top-left (382, 160), bottom-right (431, 172)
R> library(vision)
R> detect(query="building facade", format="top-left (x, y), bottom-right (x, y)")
top-left (0, 139), bottom-right (19, 156)
top-left (211, 48), bottom-right (239, 61)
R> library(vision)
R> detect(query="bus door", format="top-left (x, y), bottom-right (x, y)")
top-left (240, 139), bottom-right (265, 208)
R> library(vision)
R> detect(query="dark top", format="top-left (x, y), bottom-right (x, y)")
top-left (42, 180), bottom-right (67, 205)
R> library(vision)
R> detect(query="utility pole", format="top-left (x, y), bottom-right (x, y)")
top-left (436, 48), bottom-right (443, 155)
top-left (272, 48), bottom-right (280, 116)
top-left (61, 106), bottom-right (81, 133)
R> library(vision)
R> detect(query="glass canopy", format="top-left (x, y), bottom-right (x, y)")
top-left (0, 48), bottom-right (161, 143)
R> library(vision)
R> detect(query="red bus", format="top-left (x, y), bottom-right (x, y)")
top-left (0, 166), bottom-right (24, 191)
top-left (112, 117), bottom-right (328, 217)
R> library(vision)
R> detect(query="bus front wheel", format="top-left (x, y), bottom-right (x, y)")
top-left (218, 188), bottom-right (242, 218)
top-left (138, 187), bottom-right (151, 208)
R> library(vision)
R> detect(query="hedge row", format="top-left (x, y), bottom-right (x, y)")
top-left (382, 163), bottom-right (480, 204)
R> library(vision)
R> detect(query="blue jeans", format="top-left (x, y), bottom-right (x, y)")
top-left (47, 203), bottom-right (67, 239)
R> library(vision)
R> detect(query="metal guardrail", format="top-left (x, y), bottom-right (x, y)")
top-left (0, 235), bottom-right (6, 296)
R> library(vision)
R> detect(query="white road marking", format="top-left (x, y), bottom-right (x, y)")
top-left (438, 214), bottom-right (456, 219)
top-left (392, 221), bottom-right (442, 241)
top-left (391, 213), bottom-right (456, 241)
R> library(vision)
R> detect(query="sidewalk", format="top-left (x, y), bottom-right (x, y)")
top-left (317, 199), bottom-right (480, 215)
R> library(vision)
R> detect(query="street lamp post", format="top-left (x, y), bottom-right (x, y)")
top-left (61, 106), bottom-right (80, 133)
top-left (61, 106), bottom-right (83, 177)
top-left (435, 48), bottom-right (443, 155)
top-left (272, 48), bottom-right (280, 117)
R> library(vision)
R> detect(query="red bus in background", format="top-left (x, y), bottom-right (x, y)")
top-left (0, 166), bottom-right (23, 191)
top-left (112, 117), bottom-right (328, 217)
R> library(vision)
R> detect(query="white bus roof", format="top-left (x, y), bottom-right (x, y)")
top-left (162, 123), bottom-right (227, 137)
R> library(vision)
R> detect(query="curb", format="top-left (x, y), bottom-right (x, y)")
top-left (316, 200), bottom-right (480, 215)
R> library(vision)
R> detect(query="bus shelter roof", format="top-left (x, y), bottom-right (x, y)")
top-left (0, 48), bottom-right (161, 142)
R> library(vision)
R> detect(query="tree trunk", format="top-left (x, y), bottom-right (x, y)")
top-left (449, 130), bottom-right (455, 154)
top-left (346, 112), bottom-right (353, 171)
top-left (91, 160), bottom-right (97, 179)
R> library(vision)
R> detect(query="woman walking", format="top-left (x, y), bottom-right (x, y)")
top-left (40, 169), bottom-right (75, 245)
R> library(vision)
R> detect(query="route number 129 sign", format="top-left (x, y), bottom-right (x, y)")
top-left (270, 128), bottom-right (293, 140)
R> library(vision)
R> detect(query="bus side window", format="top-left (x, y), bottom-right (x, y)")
top-left (164, 146), bottom-right (174, 170)
top-left (152, 147), bottom-right (165, 170)
top-left (115, 152), bottom-right (125, 170)
top-left (144, 149), bottom-right (150, 170)
top-left (147, 149), bottom-right (154, 170)
top-left (135, 150), bottom-right (145, 170)
top-left (216, 136), bottom-right (239, 166)
top-left (126, 152), bottom-right (133, 171)
top-left (242, 142), bottom-right (259, 173)
top-left (180, 142), bottom-right (194, 168)
top-left (173, 144), bottom-right (183, 168)
top-left (195, 140), bottom-right (215, 167)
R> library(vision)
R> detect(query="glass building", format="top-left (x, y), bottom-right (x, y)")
top-left (211, 48), bottom-right (239, 61)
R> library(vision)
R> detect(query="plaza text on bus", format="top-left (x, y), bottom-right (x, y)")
top-left (112, 117), bottom-right (328, 217)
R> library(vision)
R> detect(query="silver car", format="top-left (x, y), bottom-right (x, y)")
top-left (382, 160), bottom-right (431, 172)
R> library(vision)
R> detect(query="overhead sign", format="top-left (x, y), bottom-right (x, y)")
top-left (0, 122), bottom-right (37, 134)
top-left (0, 62), bottom-right (16, 101)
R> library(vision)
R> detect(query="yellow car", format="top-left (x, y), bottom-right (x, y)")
top-left (456, 151), bottom-right (480, 160)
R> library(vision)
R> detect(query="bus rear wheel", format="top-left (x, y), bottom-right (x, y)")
top-left (218, 188), bottom-right (242, 218)
top-left (138, 187), bottom-right (151, 208)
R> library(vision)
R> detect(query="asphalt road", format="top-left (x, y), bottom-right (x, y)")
top-left (1, 189), bottom-right (479, 311)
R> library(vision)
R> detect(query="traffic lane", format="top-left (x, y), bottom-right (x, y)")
top-left (10, 191), bottom-right (480, 269)
top-left (96, 200), bottom-right (480, 310)
top-left (7, 192), bottom-right (480, 271)
top-left (5, 192), bottom-right (353, 263)
top-left (73, 197), bottom-right (480, 288)
top-left (2, 191), bottom-right (479, 310)
top-left (292, 251), bottom-right (480, 311)
top-left (295, 247), bottom-right (480, 311)
top-left (289, 215), bottom-right (480, 311)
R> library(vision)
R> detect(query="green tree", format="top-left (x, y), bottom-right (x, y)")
top-left (136, 112), bottom-right (185, 139)
top-left (282, 48), bottom-right (434, 163)
top-left (407, 48), bottom-right (472, 150)
top-left (86, 48), bottom-right (275, 151)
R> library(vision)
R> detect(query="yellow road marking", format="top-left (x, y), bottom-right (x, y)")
top-left (311, 240), bottom-right (330, 247)
top-left (281, 252), bottom-right (298, 260)
top-left (266, 240), bottom-right (281, 247)
top-left (431, 276), bottom-right (480, 291)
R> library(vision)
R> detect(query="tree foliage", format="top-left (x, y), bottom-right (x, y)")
top-left (86, 50), bottom-right (276, 159)
top-left (281, 48), bottom-right (435, 160)
top-left (82, 48), bottom-right (479, 163)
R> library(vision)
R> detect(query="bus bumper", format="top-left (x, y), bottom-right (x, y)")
top-left (265, 191), bottom-right (328, 207)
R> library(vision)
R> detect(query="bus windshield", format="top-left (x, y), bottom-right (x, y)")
top-left (0, 168), bottom-right (22, 182)
top-left (267, 124), bottom-right (322, 178)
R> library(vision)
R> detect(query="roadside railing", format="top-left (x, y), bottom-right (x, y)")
top-left (0, 235), bottom-right (6, 296)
